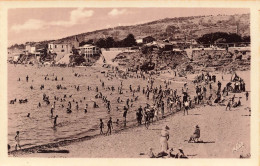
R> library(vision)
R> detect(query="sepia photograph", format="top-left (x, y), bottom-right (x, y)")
top-left (6, 7), bottom-right (253, 159)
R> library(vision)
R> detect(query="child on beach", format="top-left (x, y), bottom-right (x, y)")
top-left (15, 131), bottom-right (21, 150)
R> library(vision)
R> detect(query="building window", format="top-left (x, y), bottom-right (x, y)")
top-left (55, 45), bottom-right (57, 48)
top-left (62, 45), bottom-right (63, 48)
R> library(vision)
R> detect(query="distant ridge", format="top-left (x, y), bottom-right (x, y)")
top-left (9, 13), bottom-right (249, 49)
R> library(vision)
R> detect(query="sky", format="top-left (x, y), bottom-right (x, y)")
top-left (8, 8), bottom-right (249, 46)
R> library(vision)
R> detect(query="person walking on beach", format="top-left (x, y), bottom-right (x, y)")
top-left (184, 101), bottom-right (189, 116)
top-left (144, 109), bottom-right (150, 129)
top-left (15, 131), bottom-right (21, 150)
top-left (100, 119), bottom-right (104, 134)
top-left (137, 106), bottom-right (143, 125)
top-left (160, 125), bottom-right (170, 153)
top-left (106, 117), bottom-right (113, 136)
top-left (217, 81), bottom-right (221, 92)
top-left (231, 95), bottom-right (235, 105)
top-left (226, 100), bottom-right (231, 111)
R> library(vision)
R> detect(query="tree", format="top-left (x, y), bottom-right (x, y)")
top-left (197, 32), bottom-right (243, 44)
top-left (105, 37), bottom-right (115, 48)
top-left (123, 34), bottom-right (137, 47)
top-left (79, 39), bottom-right (94, 47)
top-left (95, 38), bottom-right (106, 48)
top-left (73, 55), bottom-right (86, 65)
top-left (242, 36), bottom-right (250, 42)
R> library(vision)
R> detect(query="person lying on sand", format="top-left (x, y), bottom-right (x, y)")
top-left (175, 148), bottom-right (188, 158)
top-left (141, 147), bottom-right (188, 158)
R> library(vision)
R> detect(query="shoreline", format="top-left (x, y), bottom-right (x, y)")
top-left (9, 104), bottom-right (185, 156)
top-left (9, 102), bottom-right (250, 158)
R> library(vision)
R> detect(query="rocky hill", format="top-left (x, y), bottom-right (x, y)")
top-left (8, 13), bottom-right (249, 51)
top-left (57, 13), bottom-right (249, 44)
top-left (113, 47), bottom-right (250, 74)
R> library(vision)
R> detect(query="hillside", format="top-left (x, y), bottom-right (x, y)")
top-left (56, 13), bottom-right (249, 44)
top-left (8, 13), bottom-right (250, 50)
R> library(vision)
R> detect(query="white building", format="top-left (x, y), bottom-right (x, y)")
top-left (79, 44), bottom-right (101, 57)
top-left (25, 45), bottom-right (36, 53)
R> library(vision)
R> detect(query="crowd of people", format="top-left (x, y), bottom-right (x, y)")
top-left (9, 56), bottom-right (249, 158)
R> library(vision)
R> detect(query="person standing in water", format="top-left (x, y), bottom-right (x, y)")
top-left (106, 117), bottom-right (113, 136)
top-left (54, 115), bottom-right (58, 127)
top-left (15, 131), bottom-right (21, 150)
top-left (50, 107), bottom-right (54, 117)
top-left (84, 104), bottom-right (88, 113)
top-left (123, 106), bottom-right (128, 127)
top-left (99, 119), bottom-right (104, 135)
top-left (26, 75), bottom-right (29, 82)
